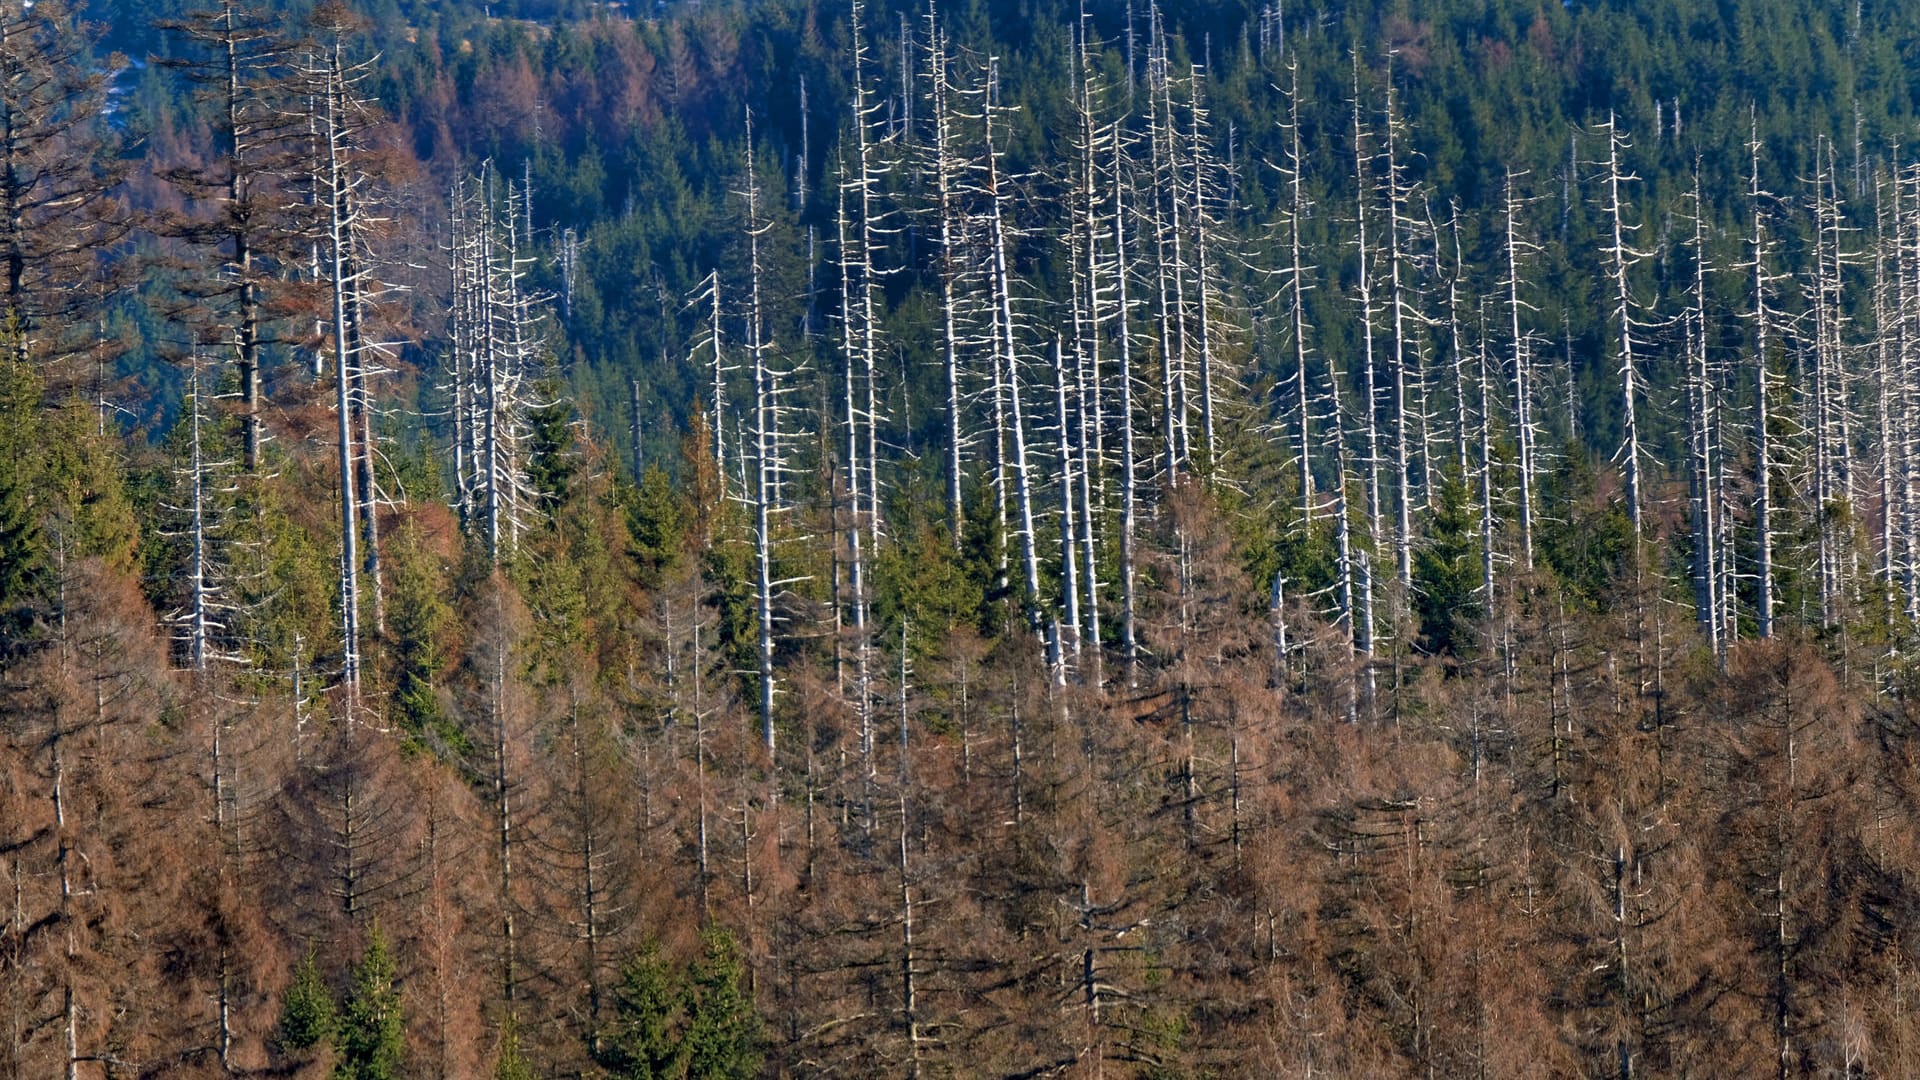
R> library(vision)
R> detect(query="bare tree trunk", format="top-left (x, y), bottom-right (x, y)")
top-left (693, 613), bottom-right (711, 912)
top-left (1075, 335), bottom-right (1104, 679)
top-left (743, 107), bottom-right (780, 756)
top-left (1282, 60), bottom-right (1315, 529)
top-left (850, 0), bottom-right (887, 564)
top-left (1348, 58), bottom-right (1378, 697)
top-left (1327, 319), bottom-right (1363, 717)
top-left (1056, 339), bottom-right (1082, 668)
top-left (836, 148), bottom-right (875, 823)
top-left (1598, 113), bottom-right (1646, 537)
top-left (1875, 180), bottom-right (1900, 631)
top-left (1146, 28), bottom-right (1184, 483)
top-left (895, 626), bottom-right (923, 1075)
top-left (1351, 57), bottom-right (1384, 591)
top-left (344, 209), bottom-right (382, 633)
top-left (53, 554), bottom-right (78, 1080)
top-left (1685, 168), bottom-right (1722, 660)
top-left (980, 58), bottom-right (1049, 669)
top-left (1111, 119), bottom-right (1141, 684)
top-left (320, 45), bottom-right (361, 697)
top-left (1070, 16), bottom-right (1106, 675)
top-left (479, 181), bottom-right (504, 560)
top-left (491, 588), bottom-right (518, 1009)
top-left (1443, 204), bottom-right (1469, 482)
top-left (1504, 170), bottom-right (1538, 571)
top-left (450, 181), bottom-right (475, 524)
top-left (1809, 139), bottom-right (1840, 628)
top-left (1476, 312), bottom-right (1498, 608)
top-left (1749, 116), bottom-right (1777, 638)
top-left (1899, 163), bottom-right (1920, 623)
top-left (1270, 570), bottom-right (1288, 689)
top-left (1187, 60), bottom-right (1218, 469)
top-left (926, 19), bottom-right (967, 543)
top-left (1008, 333), bottom-right (1048, 667)
top-left (1382, 71), bottom-right (1417, 586)
top-left (707, 270), bottom-right (728, 493)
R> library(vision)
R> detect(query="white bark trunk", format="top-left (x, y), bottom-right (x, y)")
top-left (1599, 113), bottom-right (1645, 537)
top-left (1504, 170), bottom-right (1537, 571)
top-left (1750, 117), bottom-right (1777, 639)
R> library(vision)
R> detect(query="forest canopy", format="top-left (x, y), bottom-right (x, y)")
top-left (8, 0), bottom-right (1920, 1076)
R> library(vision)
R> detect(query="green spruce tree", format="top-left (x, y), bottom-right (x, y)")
top-left (683, 928), bottom-right (760, 1080)
top-left (336, 927), bottom-right (405, 1080)
top-left (600, 940), bottom-right (685, 1080)
top-left (277, 948), bottom-right (337, 1054)
top-left (494, 1017), bottom-right (537, 1080)
top-left (1413, 472), bottom-right (1482, 657)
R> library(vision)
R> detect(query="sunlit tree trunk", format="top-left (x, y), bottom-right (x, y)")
top-left (1280, 61), bottom-right (1315, 530)
top-left (1684, 169), bottom-right (1722, 661)
top-left (1503, 169), bottom-right (1538, 571)
top-left (1597, 113), bottom-right (1647, 537)
top-left (1749, 116), bottom-right (1779, 639)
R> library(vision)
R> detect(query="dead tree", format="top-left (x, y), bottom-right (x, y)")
top-left (1348, 56), bottom-right (1379, 676)
top-left (1144, 11), bottom-right (1190, 479)
top-left (691, 269), bottom-right (733, 500)
top-left (1067, 8), bottom-right (1110, 673)
top-left (836, 153), bottom-right (876, 805)
top-left (163, 356), bottom-right (246, 679)
top-left (1684, 168), bottom-right (1723, 660)
top-left (924, 11), bottom-right (970, 542)
top-left (1897, 162), bottom-right (1920, 623)
top-left (975, 58), bottom-right (1052, 666)
top-left (448, 168), bottom-right (550, 564)
top-left (1277, 59), bottom-right (1317, 530)
top-left (1595, 113), bottom-right (1649, 538)
top-left (1110, 104), bottom-right (1143, 682)
top-left (1056, 338), bottom-right (1083, 667)
top-left (158, 0), bottom-right (301, 472)
top-left (740, 107), bottom-right (793, 757)
top-left (1440, 203), bottom-right (1470, 483)
top-left (1873, 176), bottom-right (1904, 628)
top-left (1475, 309), bottom-right (1499, 608)
top-left (306, 19), bottom-right (397, 640)
top-left (1805, 137), bottom-right (1856, 630)
top-left (1186, 60), bottom-right (1225, 470)
top-left (306, 27), bottom-right (378, 695)
top-left (0, 0), bottom-right (128, 374)
top-left (1502, 169), bottom-right (1541, 570)
top-left (1747, 115), bottom-right (1781, 638)
top-left (1380, 64), bottom-right (1422, 587)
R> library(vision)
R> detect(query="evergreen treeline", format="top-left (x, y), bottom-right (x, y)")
top-left (12, 0), bottom-right (1920, 1076)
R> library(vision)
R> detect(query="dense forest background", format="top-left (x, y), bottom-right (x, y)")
top-left (10, 0), bottom-right (1920, 1076)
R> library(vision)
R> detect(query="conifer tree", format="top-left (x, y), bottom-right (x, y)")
top-left (277, 948), bottom-right (337, 1054)
top-left (336, 927), bottom-right (406, 1080)
top-left (683, 928), bottom-right (761, 1080)
top-left (0, 359), bottom-right (49, 657)
top-left (602, 941), bottom-right (682, 1079)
